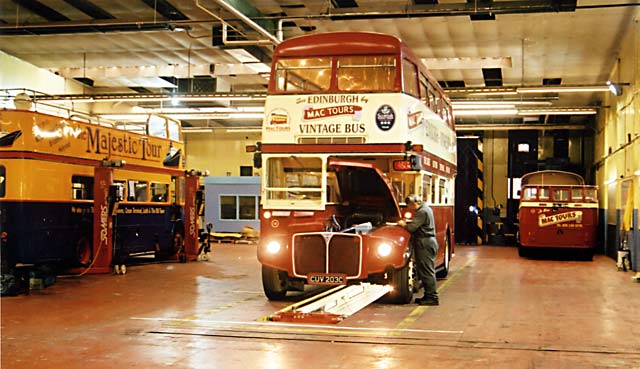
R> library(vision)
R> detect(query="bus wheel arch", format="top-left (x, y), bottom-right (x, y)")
top-left (381, 258), bottom-right (414, 304)
top-left (262, 265), bottom-right (288, 300)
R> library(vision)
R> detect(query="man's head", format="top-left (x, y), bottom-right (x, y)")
top-left (405, 195), bottom-right (422, 210)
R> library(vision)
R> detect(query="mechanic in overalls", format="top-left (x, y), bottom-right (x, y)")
top-left (398, 195), bottom-right (439, 306)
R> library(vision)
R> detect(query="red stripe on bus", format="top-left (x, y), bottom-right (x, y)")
top-left (261, 143), bottom-right (407, 153)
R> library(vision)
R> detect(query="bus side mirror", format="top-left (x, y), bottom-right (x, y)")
top-left (253, 152), bottom-right (262, 169)
top-left (409, 155), bottom-right (421, 171)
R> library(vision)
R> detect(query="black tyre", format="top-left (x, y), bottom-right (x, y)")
top-left (436, 231), bottom-right (451, 279)
top-left (172, 232), bottom-right (184, 256)
top-left (382, 259), bottom-right (414, 304)
top-left (580, 248), bottom-right (594, 261)
top-left (262, 265), bottom-right (288, 300)
top-left (75, 236), bottom-right (92, 267)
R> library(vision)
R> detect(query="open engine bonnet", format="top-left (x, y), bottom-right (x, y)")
top-left (328, 158), bottom-right (402, 230)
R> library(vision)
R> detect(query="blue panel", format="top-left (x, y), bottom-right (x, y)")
top-left (2, 202), bottom-right (92, 265)
top-left (203, 176), bottom-right (261, 233)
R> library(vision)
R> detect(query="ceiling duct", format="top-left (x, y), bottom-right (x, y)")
top-left (323, 0), bottom-right (578, 21)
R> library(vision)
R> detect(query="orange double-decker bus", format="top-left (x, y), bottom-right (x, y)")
top-left (0, 91), bottom-right (201, 279)
top-left (517, 170), bottom-right (598, 259)
top-left (254, 32), bottom-right (457, 303)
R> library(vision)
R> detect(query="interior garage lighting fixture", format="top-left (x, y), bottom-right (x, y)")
top-left (447, 83), bottom-right (626, 96)
top-left (99, 113), bottom-right (264, 121)
top-left (454, 107), bottom-right (598, 116)
top-left (39, 93), bottom-right (267, 104)
top-left (451, 100), bottom-right (554, 109)
top-left (516, 85), bottom-right (612, 93)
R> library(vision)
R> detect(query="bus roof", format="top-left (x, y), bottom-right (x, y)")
top-left (271, 31), bottom-right (449, 102)
top-left (521, 170), bottom-right (585, 186)
top-left (274, 32), bottom-right (404, 58)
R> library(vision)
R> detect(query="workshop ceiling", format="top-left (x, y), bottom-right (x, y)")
top-left (1, 0), bottom-right (639, 130)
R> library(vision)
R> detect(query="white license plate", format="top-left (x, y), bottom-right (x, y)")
top-left (307, 273), bottom-right (347, 285)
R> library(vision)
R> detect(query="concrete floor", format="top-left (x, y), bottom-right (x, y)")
top-left (1, 245), bottom-right (639, 369)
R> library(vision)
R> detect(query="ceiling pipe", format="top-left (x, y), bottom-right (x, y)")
top-left (222, 23), bottom-right (274, 46)
top-left (195, 0), bottom-right (280, 46)
top-left (2, 2), bottom-right (637, 35)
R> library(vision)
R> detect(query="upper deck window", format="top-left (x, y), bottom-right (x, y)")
top-left (275, 58), bottom-right (331, 92)
top-left (539, 188), bottom-right (550, 200)
top-left (402, 59), bottom-right (419, 97)
top-left (337, 56), bottom-right (396, 92)
top-left (585, 188), bottom-right (597, 202)
top-left (167, 119), bottom-right (180, 141)
top-left (571, 188), bottom-right (583, 201)
top-left (522, 187), bottom-right (538, 201)
top-left (148, 115), bottom-right (168, 139)
top-left (553, 189), bottom-right (570, 202)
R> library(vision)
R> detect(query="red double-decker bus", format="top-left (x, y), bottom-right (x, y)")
top-left (517, 170), bottom-right (598, 259)
top-left (253, 32), bottom-right (457, 303)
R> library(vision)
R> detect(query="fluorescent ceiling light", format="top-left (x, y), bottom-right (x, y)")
top-left (454, 109), bottom-right (519, 116)
top-left (183, 128), bottom-right (213, 133)
top-left (146, 106), bottom-right (265, 114)
top-left (422, 56), bottom-right (512, 70)
top-left (446, 87), bottom-right (518, 96)
top-left (43, 94), bottom-right (267, 104)
top-left (226, 127), bottom-right (262, 133)
top-left (452, 100), bottom-right (554, 106)
top-left (454, 107), bottom-right (598, 117)
top-left (517, 86), bottom-right (610, 93)
top-left (454, 104), bottom-right (517, 109)
top-left (518, 108), bottom-right (597, 115)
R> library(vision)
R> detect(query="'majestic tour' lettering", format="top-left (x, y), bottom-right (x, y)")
top-left (86, 127), bottom-right (163, 160)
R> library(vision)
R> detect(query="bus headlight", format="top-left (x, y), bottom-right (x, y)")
top-left (264, 211), bottom-right (272, 219)
top-left (377, 242), bottom-right (392, 257)
top-left (266, 240), bottom-right (281, 254)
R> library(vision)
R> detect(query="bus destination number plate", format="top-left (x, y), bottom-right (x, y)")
top-left (307, 273), bottom-right (347, 286)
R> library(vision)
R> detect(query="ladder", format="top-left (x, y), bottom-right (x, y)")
top-left (269, 283), bottom-right (392, 324)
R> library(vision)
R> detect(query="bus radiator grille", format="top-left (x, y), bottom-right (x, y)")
top-left (293, 233), bottom-right (361, 277)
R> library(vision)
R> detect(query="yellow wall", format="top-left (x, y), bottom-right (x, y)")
top-left (184, 130), bottom-right (261, 176)
top-left (595, 19), bottom-right (639, 218)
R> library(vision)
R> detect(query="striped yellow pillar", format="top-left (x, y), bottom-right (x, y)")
top-left (476, 139), bottom-right (484, 245)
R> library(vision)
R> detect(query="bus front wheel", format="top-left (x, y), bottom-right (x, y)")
top-left (382, 259), bottom-right (414, 304)
top-left (518, 245), bottom-right (530, 258)
top-left (436, 231), bottom-right (451, 279)
top-left (262, 265), bottom-right (288, 300)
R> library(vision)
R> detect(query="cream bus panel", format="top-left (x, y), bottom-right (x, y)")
top-left (262, 93), bottom-right (456, 165)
